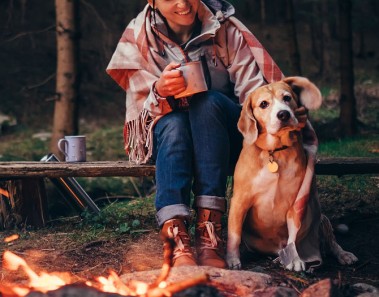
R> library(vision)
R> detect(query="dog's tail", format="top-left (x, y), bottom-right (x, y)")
top-left (319, 214), bottom-right (337, 256)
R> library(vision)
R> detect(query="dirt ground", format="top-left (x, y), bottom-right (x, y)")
top-left (0, 206), bottom-right (378, 294)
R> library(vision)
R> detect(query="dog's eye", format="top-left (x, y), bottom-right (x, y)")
top-left (283, 95), bottom-right (292, 102)
top-left (259, 101), bottom-right (269, 109)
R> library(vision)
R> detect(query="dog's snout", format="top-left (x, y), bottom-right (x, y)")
top-left (277, 110), bottom-right (291, 122)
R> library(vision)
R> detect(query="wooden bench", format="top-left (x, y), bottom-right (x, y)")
top-left (0, 157), bottom-right (378, 229)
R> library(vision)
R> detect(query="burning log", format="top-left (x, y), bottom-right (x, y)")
top-left (22, 284), bottom-right (223, 297)
top-left (25, 284), bottom-right (126, 297)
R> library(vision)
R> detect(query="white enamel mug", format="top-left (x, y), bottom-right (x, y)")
top-left (57, 135), bottom-right (86, 162)
top-left (174, 61), bottom-right (208, 99)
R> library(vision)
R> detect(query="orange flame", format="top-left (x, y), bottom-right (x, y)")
top-left (2, 251), bottom-right (68, 295)
top-left (0, 251), bottom-right (177, 297)
top-left (0, 188), bottom-right (9, 198)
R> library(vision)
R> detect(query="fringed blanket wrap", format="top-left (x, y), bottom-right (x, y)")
top-left (106, 1), bottom-right (283, 164)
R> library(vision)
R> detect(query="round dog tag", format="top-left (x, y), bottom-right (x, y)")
top-left (267, 161), bottom-right (279, 173)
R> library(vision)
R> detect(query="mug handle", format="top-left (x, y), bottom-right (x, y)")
top-left (57, 139), bottom-right (68, 157)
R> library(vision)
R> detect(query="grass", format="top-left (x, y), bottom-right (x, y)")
top-left (78, 195), bottom-right (156, 234)
top-left (0, 113), bottom-right (378, 231)
top-left (318, 135), bottom-right (379, 157)
top-left (310, 107), bottom-right (339, 124)
top-left (0, 129), bottom-right (50, 161)
top-left (86, 126), bottom-right (125, 161)
top-left (0, 125), bottom-right (125, 162)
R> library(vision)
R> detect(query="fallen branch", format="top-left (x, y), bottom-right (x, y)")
top-left (25, 73), bottom-right (56, 90)
top-left (287, 280), bottom-right (302, 294)
top-left (3, 25), bottom-right (55, 44)
top-left (283, 272), bottom-right (310, 286)
top-left (353, 259), bottom-right (371, 272)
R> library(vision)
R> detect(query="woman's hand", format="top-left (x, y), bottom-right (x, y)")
top-left (295, 106), bottom-right (308, 130)
top-left (155, 62), bottom-right (186, 98)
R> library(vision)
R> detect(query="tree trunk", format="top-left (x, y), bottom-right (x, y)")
top-left (50, 0), bottom-right (80, 160)
top-left (286, 0), bottom-right (301, 75)
top-left (338, 0), bottom-right (357, 136)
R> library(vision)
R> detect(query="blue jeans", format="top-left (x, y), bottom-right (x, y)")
top-left (152, 91), bottom-right (243, 227)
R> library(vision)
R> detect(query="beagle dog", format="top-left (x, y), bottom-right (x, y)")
top-left (226, 77), bottom-right (358, 271)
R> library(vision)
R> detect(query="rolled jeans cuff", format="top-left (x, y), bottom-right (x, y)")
top-left (194, 195), bottom-right (226, 213)
top-left (156, 204), bottom-right (192, 228)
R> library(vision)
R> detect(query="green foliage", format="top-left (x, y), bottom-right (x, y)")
top-left (86, 126), bottom-right (125, 161)
top-left (318, 135), bottom-right (379, 157)
top-left (78, 195), bottom-right (156, 235)
top-left (77, 176), bottom-right (138, 199)
top-left (309, 107), bottom-right (339, 124)
top-left (0, 125), bottom-right (125, 162)
top-left (0, 130), bottom-right (49, 161)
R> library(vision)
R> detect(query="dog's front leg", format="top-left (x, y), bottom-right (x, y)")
top-left (226, 195), bottom-right (248, 270)
top-left (279, 209), bottom-right (306, 271)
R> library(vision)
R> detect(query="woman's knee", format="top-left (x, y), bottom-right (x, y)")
top-left (153, 112), bottom-right (191, 146)
top-left (191, 90), bottom-right (227, 110)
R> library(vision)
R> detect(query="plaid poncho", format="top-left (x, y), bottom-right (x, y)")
top-left (106, 1), bottom-right (283, 164)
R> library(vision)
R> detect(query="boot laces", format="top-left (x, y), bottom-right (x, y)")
top-left (198, 221), bottom-right (221, 250)
top-left (167, 226), bottom-right (193, 260)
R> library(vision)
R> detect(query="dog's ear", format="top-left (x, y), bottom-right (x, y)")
top-left (283, 76), bottom-right (322, 110)
top-left (238, 94), bottom-right (258, 145)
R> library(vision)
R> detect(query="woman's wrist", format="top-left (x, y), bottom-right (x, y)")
top-left (153, 81), bottom-right (166, 100)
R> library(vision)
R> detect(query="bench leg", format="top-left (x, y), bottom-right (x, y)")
top-left (0, 179), bottom-right (48, 229)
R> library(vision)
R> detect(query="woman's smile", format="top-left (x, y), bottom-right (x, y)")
top-left (176, 8), bottom-right (191, 15)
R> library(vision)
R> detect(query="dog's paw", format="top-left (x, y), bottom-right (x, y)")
top-left (337, 251), bottom-right (358, 265)
top-left (285, 256), bottom-right (306, 272)
top-left (279, 242), bottom-right (306, 271)
top-left (226, 255), bottom-right (242, 270)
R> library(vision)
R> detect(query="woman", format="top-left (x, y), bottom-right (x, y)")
top-left (107, 0), bottom-right (306, 268)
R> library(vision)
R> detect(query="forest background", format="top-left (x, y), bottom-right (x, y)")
top-left (0, 0), bottom-right (378, 149)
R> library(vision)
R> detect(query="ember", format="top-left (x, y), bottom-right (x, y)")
top-left (0, 247), bottom-right (213, 297)
top-left (4, 234), bottom-right (19, 243)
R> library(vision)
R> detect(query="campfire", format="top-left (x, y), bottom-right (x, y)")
top-left (1, 235), bottom-right (364, 296)
top-left (0, 240), bottom-right (210, 297)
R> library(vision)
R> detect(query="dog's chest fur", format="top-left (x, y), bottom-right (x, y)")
top-left (252, 147), bottom-right (304, 209)
top-left (235, 140), bottom-right (306, 248)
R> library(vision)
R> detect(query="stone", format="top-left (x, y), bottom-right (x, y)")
top-left (253, 286), bottom-right (298, 297)
top-left (121, 266), bottom-right (272, 296)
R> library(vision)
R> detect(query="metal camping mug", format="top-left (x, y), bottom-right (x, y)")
top-left (174, 61), bottom-right (208, 99)
top-left (57, 135), bottom-right (86, 162)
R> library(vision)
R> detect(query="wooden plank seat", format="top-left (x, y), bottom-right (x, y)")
top-left (0, 157), bottom-right (378, 229)
top-left (0, 160), bottom-right (156, 179)
top-left (1, 157), bottom-right (379, 178)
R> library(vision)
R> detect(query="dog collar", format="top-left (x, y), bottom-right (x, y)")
top-left (267, 146), bottom-right (289, 173)
top-left (268, 145), bottom-right (289, 154)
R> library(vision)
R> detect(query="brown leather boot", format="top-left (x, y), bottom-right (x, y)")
top-left (195, 208), bottom-right (226, 268)
top-left (160, 218), bottom-right (197, 267)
